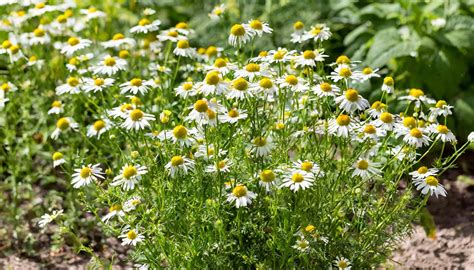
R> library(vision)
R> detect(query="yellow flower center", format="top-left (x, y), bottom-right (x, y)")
top-left (249, 20), bottom-right (263, 30)
top-left (176, 22), bottom-right (188, 29)
top-left (93, 120), bottom-right (106, 131)
top-left (206, 46), bottom-right (218, 56)
top-left (214, 58), bottom-right (227, 68)
top-left (245, 63), bottom-right (260, 72)
top-left (336, 55), bottom-right (350, 64)
top-left (338, 261), bottom-right (348, 269)
top-left (9, 45), bottom-right (19, 54)
top-left (285, 75), bottom-right (298, 85)
top-left (205, 71), bottom-right (220, 85)
top-left (167, 31), bottom-right (178, 37)
top-left (425, 176), bottom-right (439, 187)
top-left (305, 225), bottom-right (315, 233)
top-left (232, 185), bottom-right (247, 197)
top-left (80, 167), bottom-right (92, 178)
top-left (112, 33), bottom-right (124, 40)
top-left (336, 114), bottom-right (351, 126)
top-left (57, 15), bottom-right (67, 23)
top-left (138, 18), bottom-right (151, 26)
top-left (130, 78), bottom-right (142, 87)
top-left (357, 160), bottom-right (369, 170)
top-left (339, 67), bottom-right (352, 77)
top-left (33, 28), bottom-right (45, 37)
top-left (311, 26), bottom-right (322, 35)
top-left (127, 230), bottom-right (137, 240)
top-left (109, 204), bottom-right (121, 212)
top-left (52, 152), bottom-right (63, 161)
top-left (436, 100), bottom-right (447, 109)
top-left (253, 136), bottom-right (267, 147)
top-left (293, 21), bottom-right (304, 30)
top-left (2, 40), bottom-right (12, 49)
top-left (362, 67), bottom-right (373, 75)
top-left (177, 39), bottom-right (189, 49)
top-left (171, 156), bottom-right (184, 167)
top-left (292, 173), bottom-right (304, 183)
top-left (417, 166), bottom-right (428, 174)
top-left (259, 78), bottom-right (273, 89)
top-left (410, 128), bottom-right (423, 138)
top-left (274, 50), bottom-right (285, 60)
top-left (207, 109), bottom-right (216, 120)
top-left (228, 108), bottom-right (239, 118)
top-left (67, 77), bottom-right (80, 87)
top-left (383, 76), bottom-right (394, 86)
top-left (183, 82), bottom-right (193, 91)
top-left (233, 78), bottom-right (248, 91)
top-left (88, 6), bottom-right (97, 13)
top-left (363, 125), bottom-right (376, 134)
top-left (437, 125), bottom-right (449, 134)
top-left (230, 24), bottom-right (245, 36)
top-left (217, 160), bottom-right (226, 169)
top-left (104, 57), bottom-right (116, 66)
top-left (301, 161), bottom-right (313, 172)
top-left (194, 99), bottom-right (209, 113)
top-left (93, 78), bottom-right (104, 86)
top-left (380, 112), bottom-right (393, 123)
top-left (303, 50), bottom-right (316, 59)
top-left (258, 51), bottom-right (268, 57)
top-left (260, 170), bottom-right (275, 182)
top-left (56, 118), bottom-right (70, 130)
top-left (123, 166), bottom-right (138, 179)
top-left (36, 2), bottom-right (45, 9)
top-left (173, 125), bottom-right (188, 139)
top-left (1, 83), bottom-right (10, 92)
top-left (67, 37), bottom-right (80, 46)
top-left (409, 88), bottom-right (424, 98)
top-left (403, 117), bottom-right (416, 128)
top-left (320, 82), bottom-right (332, 92)
top-left (130, 109), bottom-right (144, 121)
top-left (120, 103), bottom-right (133, 112)
top-left (52, 100), bottom-right (61, 108)
top-left (345, 89), bottom-right (359, 102)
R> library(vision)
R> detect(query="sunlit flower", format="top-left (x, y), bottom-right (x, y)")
top-left (111, 164), bottom-right (148, 191)
top-left (51, 117), bottom-right (79, 140)
top-left (206, 158), bottom-right (233, 173)
top-left (60, 37), bottom-right (92, 56)
top-left (335, 88), bottom-right (369, 113)
top-left (303, 24), bottom-right (332, 42)
top-left (358, 67), bottom-right (380, 81)
top-left (251, 135), bottom-right (273, 156)
top-left (293, 238), bottom-right (310, 252)
top-left (291, 21), bottom-right (306, 43)
top-left (409, 166), bottom-right (438, 180)
top-left (244, 19), bottom-right (272, 37)
top-left (431, 124), bottom-right (456, 143)
top-left (101, 204), bottom-right (125, 223)
top-left (173, 39), bottom-right (195, 57)
top-left (403, 128), bottom-right (430, 148)
top-left (121, 109), bottom-right (155, 130)
top-left (71, 164), bottom-right (104, 188)
top-left (165, 155), bottom-right (195, 178)
top-left (197, 71), bottom-right (228, 96)
top-left (227, 77), bottom-right (253, 100)
top-left (119, 226), bottom-right (145, 246)
top-left (334, 256), bottom-right (352, 270)
top-left (101, 33), bottom-right (136, 49)
top-left (228, 24), bottom-right (252, 47)
top-left (281, 170), bottom-right (314, 192)
top-left (294, 49), bottom-right (328, 67)
top-left (82, 77), bottom-right (114, 93)
top-left (38, 209), bottom-right (63, 228)
top-left (56, 76), bottom-right (82, 95)
top-left (220, 107), bottom-right (248, 124)
top-left (381, 76), bottom-right (394, 93)
top-left (313, 81), bottom-right (339, 97)
top-left (130, 18), bottom-right (161, 34)
top-left (87, 119), bottom-right (112, 138)
top-left (352, 159), bottom-right (381, 179)
top-left (52, 152), bottom-right (66, 167)
top-left (258, 169), bottom-right (277, 192)
top-left (120, 78), bottom-right (152, 95)
top-left (93, 55), bottom-right (127, 76)
top-left (209, 4), bottom-right (225, 20)
top-left (226, 184), bottom-right (257, 208)
top-left (413, 176), bottom-right (447, 198)
top-left (328, 114), bottom-right (355, 138)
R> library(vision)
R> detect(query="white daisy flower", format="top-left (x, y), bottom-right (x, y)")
top-left (226, 184), bottom-right (257, 208)
top-left (185, 99), bottom-right (215, 125)
top-left (234, 62), bottom-right (270, 81)
top-left (108, 103), bottom-right (135, 119)
top-left (206, 158), bottom-right (233, 173)
top-left (266, 48), bottom-right (296, 63)
top-left (313, 81), bottom-right (340, 97)
top-left (111, 164), bottom-right (148, 191)
top-left (119, 226), bottom-right (145, 246)
top-left (278, 74), bottom-right (308, 93)
top-left (123, 196), bottom-right (142, 212)
top-left (1, 81), bottom-right (17, 92)
top-left (92, 55), bottom-right (127, 76)
top-left (220, 107), bottom-right (248, 124)
top-left (251, 77), bottom-right (278, 99)
top-left (101, 204), bottom-right (125, 223)
top-left (209, 4), bottom-right (225, 20)
top-left (8, 45), bottom-right (27, 63)
top-left (87, 119), bottom-right (112, 138)
top-left (60, 37), bottom-right (92, 56)
top-left (429, 100), bottom-right (453, 119)
top-left (334, 256), bottom-right (352, 270)
top-left (358, 67), bottom-right (380, 81)
top-left (290, 21), bottom-right (306, 43)
top-left (293, 160), bottom-right (323, 177)
top-left (359, 124), bottom-right (385, 141)
top-left (130, 18), bottom-right (161, 34)
top-left (372, 112), bottom-right (398, 131)
top-left (38, 209), bottom-right (63, 228)
top-left (403, 128), bottom-right (431, 148)
top-left (173, 39), bottom-right (195, 58)
top-left (204, 58), bottom-right (236, 75)
top-left (251, 135), bottom-right (273, 157)
top-left (228, 24), bottom-right (252, 47)
top-left (413, 176), bottom-right (447, 198)
top-left (328, 114), bottom-right (356, 138)
top-left (51, 117), bottom-right (79, 140)
top-left (400, 88), bottom-right (436, 107)
top-left (47, 100), bottom-right (63, 115)
top-left (120, 78), bottom-right (152, 95)
top-left (352, 159), bottom-right (381, 179)
top-left (165, 155), bottom-right (195, 178)
top-left (227, 77), bottom-right (253, 100)
top-left (71, 163), bottom-right (104, 188)
top-left (294, 49), bottom-right (328, 68)
top-left (101, 33), bottom-right (136, 49)
top-left (82, 77), bottom-right (114, 93)
top-left (55, 76), bottom-right (82, 95)
top-left (80, 6), bottom-right (106, 20)
top-left (409, 166), bottom-right (439, 180)
top-left (157, 29), bottom-right (185, 43)
top-left (52, 152), bottom-right (66, 167)
top-left (280, 170), bottom-right (314, 192)
top-left (335, 89), bottom-right (370, 113)
top-left (29, 27), bottom-right (51, 45)
top-left (175, 81), bottom-right (197, 98)
top-left (329, 64), bottom-right (360, 82)
top-left (196, 71), bottom-right (228, 96)
top-left (243, 19), bottom-right (272, 37)
top-left (165, 125), bottom-right (196, 147)
top-left (432, 124), bottom-right (456, 143)
top-left (381, 76), bottom-right (394, 93)
top-left (121, 109), bottom-right (155, 130)
top-left (303, 24), bottom-right (332, 42)
top-left (292, 238), bottom-right (311, 253)
top-left (258, 169), bottom-right (277, 192)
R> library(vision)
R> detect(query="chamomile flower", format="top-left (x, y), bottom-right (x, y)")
top-left (290, 21), bottom-right (306, 43)
top-left (227, 77), bottom-right (253, 100)
top-left (251, 135), bottom-right (273, 157)
top-left (166, 125), bottom-right (195, 147)
top-left (278, 74), bottom-right (308, 92)
top-left (432, 124), bottom-right (456, 143)
top-left (120, 78), bottom-right (152, 95)
top-left (329, 64), bottom-right (358, 82)
top-left (206, 158), bottom-right (233, 173)
top-left (258, 169), bottom-right (277, 192)
top-left (226, 184), bottom-right (257, 208)
top-left (372, 112), bottom-right (397, 131)
top-left (52, 152), bottom-right (66, 167)
top-left (173, 39), bottom-right (195, 57)
top-left (413, 176), bottom-right (447, 198)
top-left (8, 44), bottom-right (26, 63)
top-left (328, 114), bottom-right (356, 138)
top-left (51, 117), bottom-right (78, 140)
top-left (71, 164), bottom-right (104, 188)
top-left (314, 82), bottom-right (339, 97)
top-left (334, 257), bottom-right (352, 270)
top-left (87, 119), bottom-right (112, 138)
top-left (400, 88), bottom-right (436, 107)
top-left (382, 76), bottom-right (394, 93)
top-left (165, 155), bottom-right (195, 178)
top-left (220, 107), bottom-right (248, 124)
top-left (121, 109), bottom-right (155, 130)
top-left (359, 124), bottom-right (385, 141)
top-left (409, 166), bottom-right (438, 180)
top-left (367, 101), bottom-right (387, 119)
top-left (130, 18), bottom-right (161, 34)
top-left (80, 6), bottom-right (106, 21)
top-left (93, 55), bottom-right (127, 76)
top-left (304, 24), bottom-right (332, 42)
top-left (267, 48), bottom-right (296, 63)
top-left (228, 24), bottom-right (252, 47)
top-left (294, 49), bottom-right (328, 67)
top-left (38, 209), bottom-right (63, 228)
top-left (244, 19), bottom-right (272, 37)
top-left (281, 170), bottom-right (314, 192)
top-left (205, 58), bottom-right (236, 75)
top-left (235, 63), bottom-right (269, 80)
top-left (335, 89), bottom-right (370, 113)
top-left (101, 204), bottom-right (125, 223)
top-left (429, 100), bottom-right (453, 119)
top-left (403, 128), bottom-right (431, 148)
top-left (101, 33), bottom-right (136, 49)
top-left (119, 227), bottom-right (145, 246)
top-left (352, 159), bottom-right (381, 179)
top-left (60, 37), bottom-right (92, 56)
top-left (1, 81), bottom-right (17, 93)
top-left (209, 4), bottom-right (225, 20)
top-left (111, 164), bottom-right (148, 191)
top-left (293, 160), bottom-right (323, 176)
top-left (186, 99), bottom-right (213, 125)
top-left (47, 100), bottom-right (63, 114)
top-left (56, 76), bottom-right (82, 95)
top-left (108, 103), bottom-right (135, 119)
top-left (293, 238), bottom-right (311, 253)
top-left (197, 71), bottom-right (228, 96)
top-left (29, 27), bottom-right (50, 45)
top-left (82, 77), bottom-right (114, 93)
top-left (123, 196), bottom-right (142, 212)
top-left (358, 67), bottom-right (380, 81)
